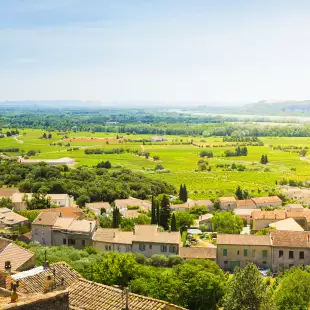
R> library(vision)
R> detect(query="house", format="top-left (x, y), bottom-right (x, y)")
top-left (0, 208), bottom-right (28, 229)
top-left (251, 210), bottom-right (310, 231)
top-left (85, 202), bottom-right (111, 216)
top-left (149, 136), bottom-right (168, 142)
top-left (122, 209), bottom-right (141, 218)
top-left (9, 262), bottom-right (186, 310)
top-left (270, 230), bottom-right (310, 272)
top-left (269, 218), bottom-right (304, 232)
top-left (285, 203), bottom-right (306, 212)
top-left (217, 234), bottom-right (272, 271)
top-left (234, 208), bottom-right (259, 224)
top-left (219, 197), bottom-right (237, 210)
top-left (114, 197), bottom-right (151, 212)
top-left (251, 196), bottom-right (282, 208)
top-left (19, 157), bottom-right (75, 166)
top-left (170, 203), bottom-right (190, 212)
top-left (198, 214), bottom-right (213, 230)
top-left (0, 238), bottom-right (35, 273)
top-left (11, 193), bottom-right (72, 211)
top-left (52, 218), bottom-right (97, 249)
top-left (92, 225), bottom-right (181, 257)
top-left (236, 199), bottom-right (256, 209)
top-left (41, 206), bottom-right (83, 219)
top-left (32, 212), bottom-right (60, 245)
top-left (280, 187), bottom-right (310, 202)
top-left (188, 199), bottom-right (214, 210)
top-left (179, 247), bottom-right (216, 261)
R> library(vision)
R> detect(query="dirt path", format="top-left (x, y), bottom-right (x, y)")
top-left (13, 135), bottom-right (24, 144)
top-left (140, 144), bottom-right (145, 152)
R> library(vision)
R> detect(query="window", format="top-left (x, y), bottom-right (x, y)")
top-left (117, 246), bottom-right (121, 252)
top-left (68, 239), bottom-right (75, 246)
top-left (126, 246), bottom-right (131, 252)
top-left (169, 246), bottom-right (176, 253)
top-left (139, 244), bottom-right (146, 251)
top-left (105, 245), bottom-right (109, 251)
top-left (223, 249), bottom-right (227, 256)
top-left (279, 250), bottom-right (283, 258)
top-left (300, 251), bottom-right (305, 260)
top-left (224, 261), bottom-right (228, 265)
top-left (289, 251), bottom-right (294, 259)
top-left (34, 229), bottom-right (38, 235)
top-left (63, 238), bottom-right (66, 245)
top-left (161, 245), bottom-right (167, 252)
top-left (262, 261), bottom-right (267, 265)
top-left (237, 250), bottom-right (240, 255)
top-left (81, 240), bottom-right (86, 247)
top-left (262, 250), bottom-right (268, 258)
top-left (149, 244), bottom-right (152, 250)
top-left (244, 249), bottom-right (248, 257)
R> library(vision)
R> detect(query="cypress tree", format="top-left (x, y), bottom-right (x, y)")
top-left (261, 154), bottom-right (265, 164)
top-left (265, 154), bottom-right (268, 164)
top-left (112, 207), bottom-right (121, 228)
top-left (159, 194), bottom-right (171, 230)
top-left (183, 184), bottom-right (188, 202)
top-left (151, 196), bottom-right (156, 224)
top-left (156, 200), bottom-right (160, 224)
top-left (171, 213), bottom-right (177, 231)
top-left (179, 184), bottom-right (184, 201)
top-left (235, 185), bottom-right (243, 200)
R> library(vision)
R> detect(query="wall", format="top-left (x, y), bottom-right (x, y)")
top-left (32, 225), bottom-right (53, 246)
top-left (219, 202), bottom-right (237, 210)
top-left (217, 244), bottom-right (272, 270)
top-left (92, 241), bottom-right (131, 253)
top-left (132, 242), bottom-right (179, 257)
top-left (52, 231), bottom-right (93, 249)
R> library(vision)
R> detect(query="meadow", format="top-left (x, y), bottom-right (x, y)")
top-left (1, 128), bottom-right (310, 199)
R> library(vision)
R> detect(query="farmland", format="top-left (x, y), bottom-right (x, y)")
top-left (1, 128), bottom-right (310, 199)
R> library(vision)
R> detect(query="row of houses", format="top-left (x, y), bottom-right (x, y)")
top-left (217, 230), bottom-right (310, 272)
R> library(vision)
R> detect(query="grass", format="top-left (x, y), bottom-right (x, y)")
top-left (1, 128), bottom-right (310, 199)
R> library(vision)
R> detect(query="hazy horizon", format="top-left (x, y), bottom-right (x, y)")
top-left (1, 0), bottom-right (310, 104)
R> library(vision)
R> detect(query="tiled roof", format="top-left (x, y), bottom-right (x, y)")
top-left (270, 230), bottom-right (310, 247)
top-left (219, 197), bottom-right (236, 203)
top-left (236, 199), bottom-right (256, 208)
top-left (32, 212), bottom-right (60, 226)
top-left (52, 217), bottom-right (74, 230)
top-left (170, 203), bottom-right (190, 209)
top-left (14, 262), bottom-right (81, 294)
top-left (69, 278), bottom-right (186, 310)
top-left (189, 199), bottom-right (214, 207)
top-left (0, 208), bottom-right (28, 225)
top-left (122, 209), bottom-right (140, 218)
top-left (251, 210), bottom-right (286, 220)
top-left (85, 202), bottom-right (111, 210)
top-left (0, 188), bottom-right (19, 197)
top-left (179, 247), bottom-right (216, 259)
top-left (42, 207), bottom-right (83, 219)
top-left (93, 228), bottom-right (133, 245)
top-left (269, 218), bottom-right (304, 232)
top-left (234, 208), bottom-right (259, 216)
top-left (0, 243), bottom-right (34, 272)
top-left (217, 234), bottom-right (270, 246)
top-left (12, 193), bottom-right (70, 203)
top-left (199, 214), bottom-right (213, 221)
top-left (251, 196), bottom-right (282, 204)
top-left (67, 219), bottom-right (96, 233)
top-left (114, 198), bottom-right (151, 210)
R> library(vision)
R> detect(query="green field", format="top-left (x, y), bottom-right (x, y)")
top-left (1, 129), bottom-right (310, 199)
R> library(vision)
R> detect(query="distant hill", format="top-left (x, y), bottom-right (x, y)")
top-left (240, 100), bottom-right (310, 115)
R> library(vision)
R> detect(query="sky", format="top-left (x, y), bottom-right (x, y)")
top-left (0, 0), bottom-right (310, 105)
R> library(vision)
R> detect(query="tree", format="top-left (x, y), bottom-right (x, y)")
top-left (48, 133), bottom-right (52, 139)
top-left (275, 268), bottom-right (310, 310)
top-left (179, 184), bottom-right (184, 201)
top-left (224, 263), bottom-right (274, 310)
top-left (183, 185), bottom-right (188, 202)
top-left (76, 194), bottom-right (90, 207)
top-left (212, 211), bottom-right (243, 234)
top-left (0, 197), bottom-right (12, 208)
top-left (151, 196), bottom-right (156, 224)
top-left (235, 185), bottom-right (244, 200)
top-left (104, 161), bottom-right (112, 169)
top-left (265, 154), bottom-right (268, 164)
top-left (171, 213), bottom-right (177, 231)
top-left (159, 194), bottom-right (171, 230)
top-left (260, 155), bottom-right (265, 164)
top-left (172, 211), bottom-right (195, 230)
top-left (156, 200), bottom-right (160, 225)
top-left (112, 207), bottom-right (121, 228)
top-left (25, 193), bottom-right (53, 210)
top-left (42, 133), bottom-right (47, 139)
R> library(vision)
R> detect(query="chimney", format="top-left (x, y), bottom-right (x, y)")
top-left (5, 261), bottom-right (11, 275)
top-left (43, 274), bottom-right (53, 293)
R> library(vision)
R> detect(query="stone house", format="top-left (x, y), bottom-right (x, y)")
top-left (217, 234), bottom-right (272, 271)
top-left (219, 197), bottom-right (237, 210)
top-left (251, 196), bottom-right (282, 208)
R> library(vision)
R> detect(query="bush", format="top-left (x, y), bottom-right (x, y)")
top-left (167, 255), bottom-right (184, 267)
top-left (150, 254), bottom-right (168, 267)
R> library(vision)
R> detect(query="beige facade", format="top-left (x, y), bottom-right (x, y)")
top-left (251, 196), bottom-right (282, 208)
top-left (219, 197), bottom-right (237, 210)
top-left (132, 241), bottom-right (178, 257)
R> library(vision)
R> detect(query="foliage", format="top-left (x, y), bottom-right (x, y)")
top-left (17, 210), bottom-right (41, 222)
top-left (171, 211), bottom-right (195, 230)
top-left (159, 194), bottom-right (171, 230)
top-left (0, 197), bottom-right (13, 208)
top-left (112, 207), bottom-right (121, 228)
top-left (224, 263), bottom-right (274, 310)
top-left (274, 268), bottom-right (310, 310)
top-left (24, 193), bottom-right (53, 210)
top-left (170, 213), bottom-right (177, 231)
top-left (212, 211), bottom-right (243, 234)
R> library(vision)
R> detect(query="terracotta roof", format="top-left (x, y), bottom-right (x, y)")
top-left (133, 231), bottom-right (181, 244)
top-left (69, 278), bottom-right (186, 310)
top-left (179, 247), bottom-right (216, 259)
top-left (52, 217), bottom-right (74, 230)
top-left (14, 262), bottom-right (81, 294)
top-left (0, 188), bottom-right (19, 197)
top-left (217, 234), bottom-right (270, 246)
top-left (269, 218), bottom-right (304, 232)
top-left (285, 204), bottom-right (305, 210)
top-left (93, 229), bottom-right (133, 245)
top-left (251, 196), bottom-right (282, 204)
top-left (114, 198), bottom-right (151, 211)
top-left (251, 210), bottom-right (286, 220)
top-left (236, 199), bottom-right (256, 208)
top-left (122, 209), bottom-right (140, 218)
top-left (42, 207), bottom-right (83, 219)
top-left (12, 193), bottom-right (70, 203)
top-left (234, 209), bottom-right (259, 216)
top-left (287, 211), bottom-right (310, 221)
top-left (188, 199), bottom-right (213, 207)
top-left (170, 203), bottom-right (190, 210)
top-left (0, 243), bottom-right (34, 272)
top-left (85, 202), bottom-right (111, 210)
top-left (270, 230), bottom-right (310, 247)
top-left (199, 214), bottom-right (213, 221)
top-left (67, 219), bottom-right (96, 233)
top-left (0, 208), bottom-right (28, 225)
top-left (32, 212), bottom-right (60, 226)
top-left (219, 197), bottom-right (236, 203)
